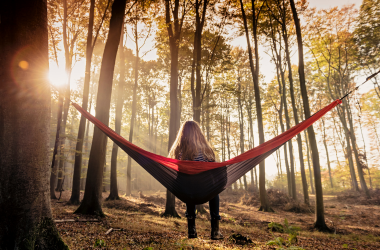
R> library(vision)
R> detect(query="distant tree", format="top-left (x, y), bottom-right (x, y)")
top-left (0, 0), bottom-right (68, 248)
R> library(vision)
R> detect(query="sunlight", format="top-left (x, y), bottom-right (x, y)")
top-left (48, 64), bottom-right (67, 88)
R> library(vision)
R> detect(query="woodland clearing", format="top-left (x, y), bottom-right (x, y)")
top-left (51, 190), bottom-right (380, 249)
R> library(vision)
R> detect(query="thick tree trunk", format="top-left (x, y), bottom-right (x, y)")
top-left (75, 0), bottom-right (127, 216)
top-left (0, 0), bottom-right (68, 248)
top-left (69, 0), bottom-right (96, 205)
top-left (108, 23), bottom-right (125, 201)
top-left (289, 0), bottom-right (329, 231)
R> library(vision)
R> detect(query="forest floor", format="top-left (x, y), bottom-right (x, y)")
top-left (51, 190), bottom-right (380, 249)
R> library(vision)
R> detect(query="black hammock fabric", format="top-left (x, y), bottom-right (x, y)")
top-left (72, 99), bottom-right (342, 204)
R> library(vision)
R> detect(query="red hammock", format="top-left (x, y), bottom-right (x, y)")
top-left (73, 99), bottom-right (341, 175)
top-left (72, 99), bottom-right (341, 204)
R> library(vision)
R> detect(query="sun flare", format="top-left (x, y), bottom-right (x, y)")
top-left (48, 65), bottom-right (67, 88)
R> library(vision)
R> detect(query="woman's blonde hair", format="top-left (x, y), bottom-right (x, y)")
top-left (168, 121), bottom-right (215, 161)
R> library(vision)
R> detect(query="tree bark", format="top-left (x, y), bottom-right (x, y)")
top-left (69, 0), bottom-right (96, 205)
top-left (108, 24), bottom-right (126, 200)
top-left (0, 0), bottom-right (68, 247)
top-left (75, 0), bottom-right (127, 216)
top-left (289, 0), bottom-right (329, 231)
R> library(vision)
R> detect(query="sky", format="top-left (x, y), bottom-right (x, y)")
top-left (49, 0), bottom-right (369, 181)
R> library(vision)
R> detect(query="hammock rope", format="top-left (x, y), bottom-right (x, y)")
top-left (53, 70), bottom-right (380, 204)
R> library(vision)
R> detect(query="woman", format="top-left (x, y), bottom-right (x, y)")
top-left (168, 121), bottom-right (224, 240)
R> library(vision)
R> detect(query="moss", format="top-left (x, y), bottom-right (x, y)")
top-left (21, 217), bottom-right (69, 250)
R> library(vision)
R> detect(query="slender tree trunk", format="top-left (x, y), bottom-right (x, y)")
top-left (346, 102), bottom-right (370, 198)
top-left (69, 0), bottom-right (96, 205)
top-left (304, 130), bottom-right (315, 194)
top-left (81, 95), bottom-right (93, 190)
top-left (282, 23), bottom-right (308, 204)
top-left (192, 0), bottom-right (208, 122)
top-left (322, 118), bottom-right (333, 188)
top-left (75, 0), bottom-right (127, 216)
top-left (237, 80), bottom-right (248, 190)
top-left (338, 104), bottom-right (359, 191)
top-left (56, 0), bottom-right (73, 192)
top-left (289, 0), bottom-right (328, 230)
top-left (240, 0), bottom-right (272, 212)
top-left (163, 0), bottom-right (183, 218)
top-left (51, 95), bottom-right (64, 199)
top-left (126, 19), bottom-right (139, 196)
top-left (0, 0), bottom-right (68, 247)
top-left (107, 23), bottom-right (125, 201)
top-left (358, 116), bottom-right (372, 188)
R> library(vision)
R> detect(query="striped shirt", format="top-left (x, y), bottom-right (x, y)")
top-left (178, 152), bottom-right (214, 162)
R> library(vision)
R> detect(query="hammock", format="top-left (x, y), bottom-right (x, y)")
top-left (72, 99), bottom-right (342, 204)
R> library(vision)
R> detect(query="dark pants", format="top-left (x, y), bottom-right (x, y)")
top-left (185, 195), bottom-right (221, 220)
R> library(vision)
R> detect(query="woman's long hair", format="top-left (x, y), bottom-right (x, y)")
top-left (168, 121), bottom-right (215, 161)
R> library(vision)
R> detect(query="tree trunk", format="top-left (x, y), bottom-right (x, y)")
top-left (304, 130), bottom-right (315, 194)
top-left (75, 0), bottom-right (127, 216)
top-left (289, 0), bottom-right (329, 231)
top-left (107, 22), bottom-right (125, 201)
top-left (192, 0), bottom-right (208, 122)
top-left (337, 104), bottom-right (359, 191)
top-left (240, 0), bottom-right (272, 212)
top-left (322, 118), bottom-right (333, 188)
top-left (162, 0), bottom-right (183, 218)
top-left (0, 0), bottom-right (68, 247)
top-left (81, 95), bottom-right (93, 190)
top-left (56, 0), bottom-right (73, 192)
top-left (51, 95), bottom-right (64, 199)
top-left (69, 0), bottom-right (96, 205)
top-left (358, 116), bottom-right (372, 188)
top-left (126, 19), bottom-right (139, 196)
top-left (346, 102), bottom-right (370, 198)
top-left (237, 80), bottom-right (248, 191)
top-left (282, 21), bottom-right (308, 204)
